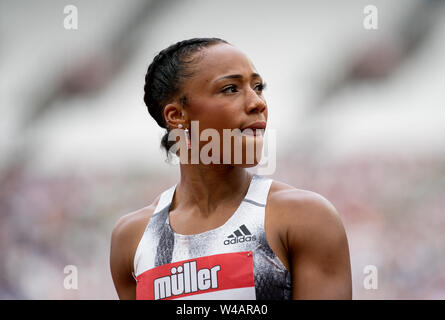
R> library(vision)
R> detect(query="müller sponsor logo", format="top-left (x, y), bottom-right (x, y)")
top-left (153, 261), bottom-right (221, 300)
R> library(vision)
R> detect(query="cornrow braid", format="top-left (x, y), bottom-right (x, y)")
top-left (143, 37), bottom-right (229, 158)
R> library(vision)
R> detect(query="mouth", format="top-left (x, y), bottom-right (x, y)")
top-left (240, 121), bottom-right (266, 136)
top-left (240, 128), bottom-right (265, 136)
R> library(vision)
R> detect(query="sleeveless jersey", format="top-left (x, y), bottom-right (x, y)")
top-left (133, 174), bottom-right (292, 300)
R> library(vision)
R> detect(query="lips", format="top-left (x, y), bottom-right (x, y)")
top-left (240, 121), bottom-right (266, 136)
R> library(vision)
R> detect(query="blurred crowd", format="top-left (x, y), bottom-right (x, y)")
top-left (1, 152), bottom-right (444, 299)
top-left (1, 0), bottom-right (445, 299)
top-left (277, 153), bottom-right (445, 299)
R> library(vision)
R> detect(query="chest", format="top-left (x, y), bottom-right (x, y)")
top-left (166, 204), bottom-right (289, 271)
top-left (136, 221), bottom-right (291, 300)
top-left (168, 205), bottom-right (240, 236)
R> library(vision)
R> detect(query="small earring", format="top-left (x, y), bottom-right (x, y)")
top-left (184, 128), bottom-right (191, 149)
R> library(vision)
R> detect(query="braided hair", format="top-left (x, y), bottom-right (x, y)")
top-left (143, 37), bottom-right (229, 158)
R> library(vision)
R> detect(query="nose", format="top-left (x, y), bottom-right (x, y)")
top-left (245, 87), bottom-right (267, 114)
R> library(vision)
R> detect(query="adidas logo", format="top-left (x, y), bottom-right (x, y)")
top-left (223, 224), bottom-right (256, 245)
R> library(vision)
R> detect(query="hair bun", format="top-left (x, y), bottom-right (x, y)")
top-left (143, 38), bottom-right (228, 156)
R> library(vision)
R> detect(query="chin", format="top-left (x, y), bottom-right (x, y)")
top-left (232, 145), bottom-right (263, 168)
top-left (233, 161), bottom-right (261, 168)
top-left (207, 136), bottom-right (264, 166)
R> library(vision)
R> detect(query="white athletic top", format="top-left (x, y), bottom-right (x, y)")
top-left (133, 174), bottom-right (292, 300)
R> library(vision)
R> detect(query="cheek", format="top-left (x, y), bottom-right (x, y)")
top-left (189, 98), bottom-right (239, 130)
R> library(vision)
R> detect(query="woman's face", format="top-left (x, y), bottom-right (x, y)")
top-left (177, 43), bottom-right (268, 167)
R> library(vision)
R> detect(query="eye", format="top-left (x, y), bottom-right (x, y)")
top-left (221, 85), bottom-right (238, 94)
top-left (255, 82), bottom-right (267, 92)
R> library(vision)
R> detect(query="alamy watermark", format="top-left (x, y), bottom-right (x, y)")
top-left (63, 5), bottom-right (78, 30)
top-left (363, 265), bottom-right (378, 290)
top-left (167, 120), bottom-right (276, 175)
top-left (363, 5), bottom-right (378, 30)
top-left (63, 265), bottom-right (78, 290)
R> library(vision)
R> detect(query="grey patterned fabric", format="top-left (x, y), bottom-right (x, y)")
top-left (133, 174), bottom-right (292, 300)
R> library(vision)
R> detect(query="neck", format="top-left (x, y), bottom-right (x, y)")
top-left (173, 164), bottom-right (253, 218)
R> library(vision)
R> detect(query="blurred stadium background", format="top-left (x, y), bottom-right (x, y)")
top-left (1, 0), bottom-right (445, 299)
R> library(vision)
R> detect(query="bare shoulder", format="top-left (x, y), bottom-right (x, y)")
top-left (110, 194), bottom-right (162, 271)
top-left (110, 194), bottom-right (164, 299)
top-left (268, 179), bottom-right (340, 218)
top-left (112, 194), bottom-right (161, 240)
top-left (267, 179), bottom-right (347, 250)
top-left (267, 180), bottom-right (351, 299)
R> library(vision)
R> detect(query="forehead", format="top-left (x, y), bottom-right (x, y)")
top-left (191, 43), bottom-right (259, 83)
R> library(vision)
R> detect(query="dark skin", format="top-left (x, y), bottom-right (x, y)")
top-left (110, 43), bottom-right (352, 299)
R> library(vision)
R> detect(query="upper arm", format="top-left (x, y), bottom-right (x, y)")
top-left (110, 214), bottom-right (138, 300)
top-left (282, 191), bottom-right (352, 299)
top-left (110, 196), bottom-right (160, 300)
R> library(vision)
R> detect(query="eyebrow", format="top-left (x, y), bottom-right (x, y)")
top-left (214, 72), bottom-right (261, 83)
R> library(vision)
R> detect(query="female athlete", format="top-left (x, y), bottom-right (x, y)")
top-left (110, 38), bottom-right (352, 300)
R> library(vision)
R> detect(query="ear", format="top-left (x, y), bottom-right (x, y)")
top-left (163, 102), bottom-right (187, 129)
